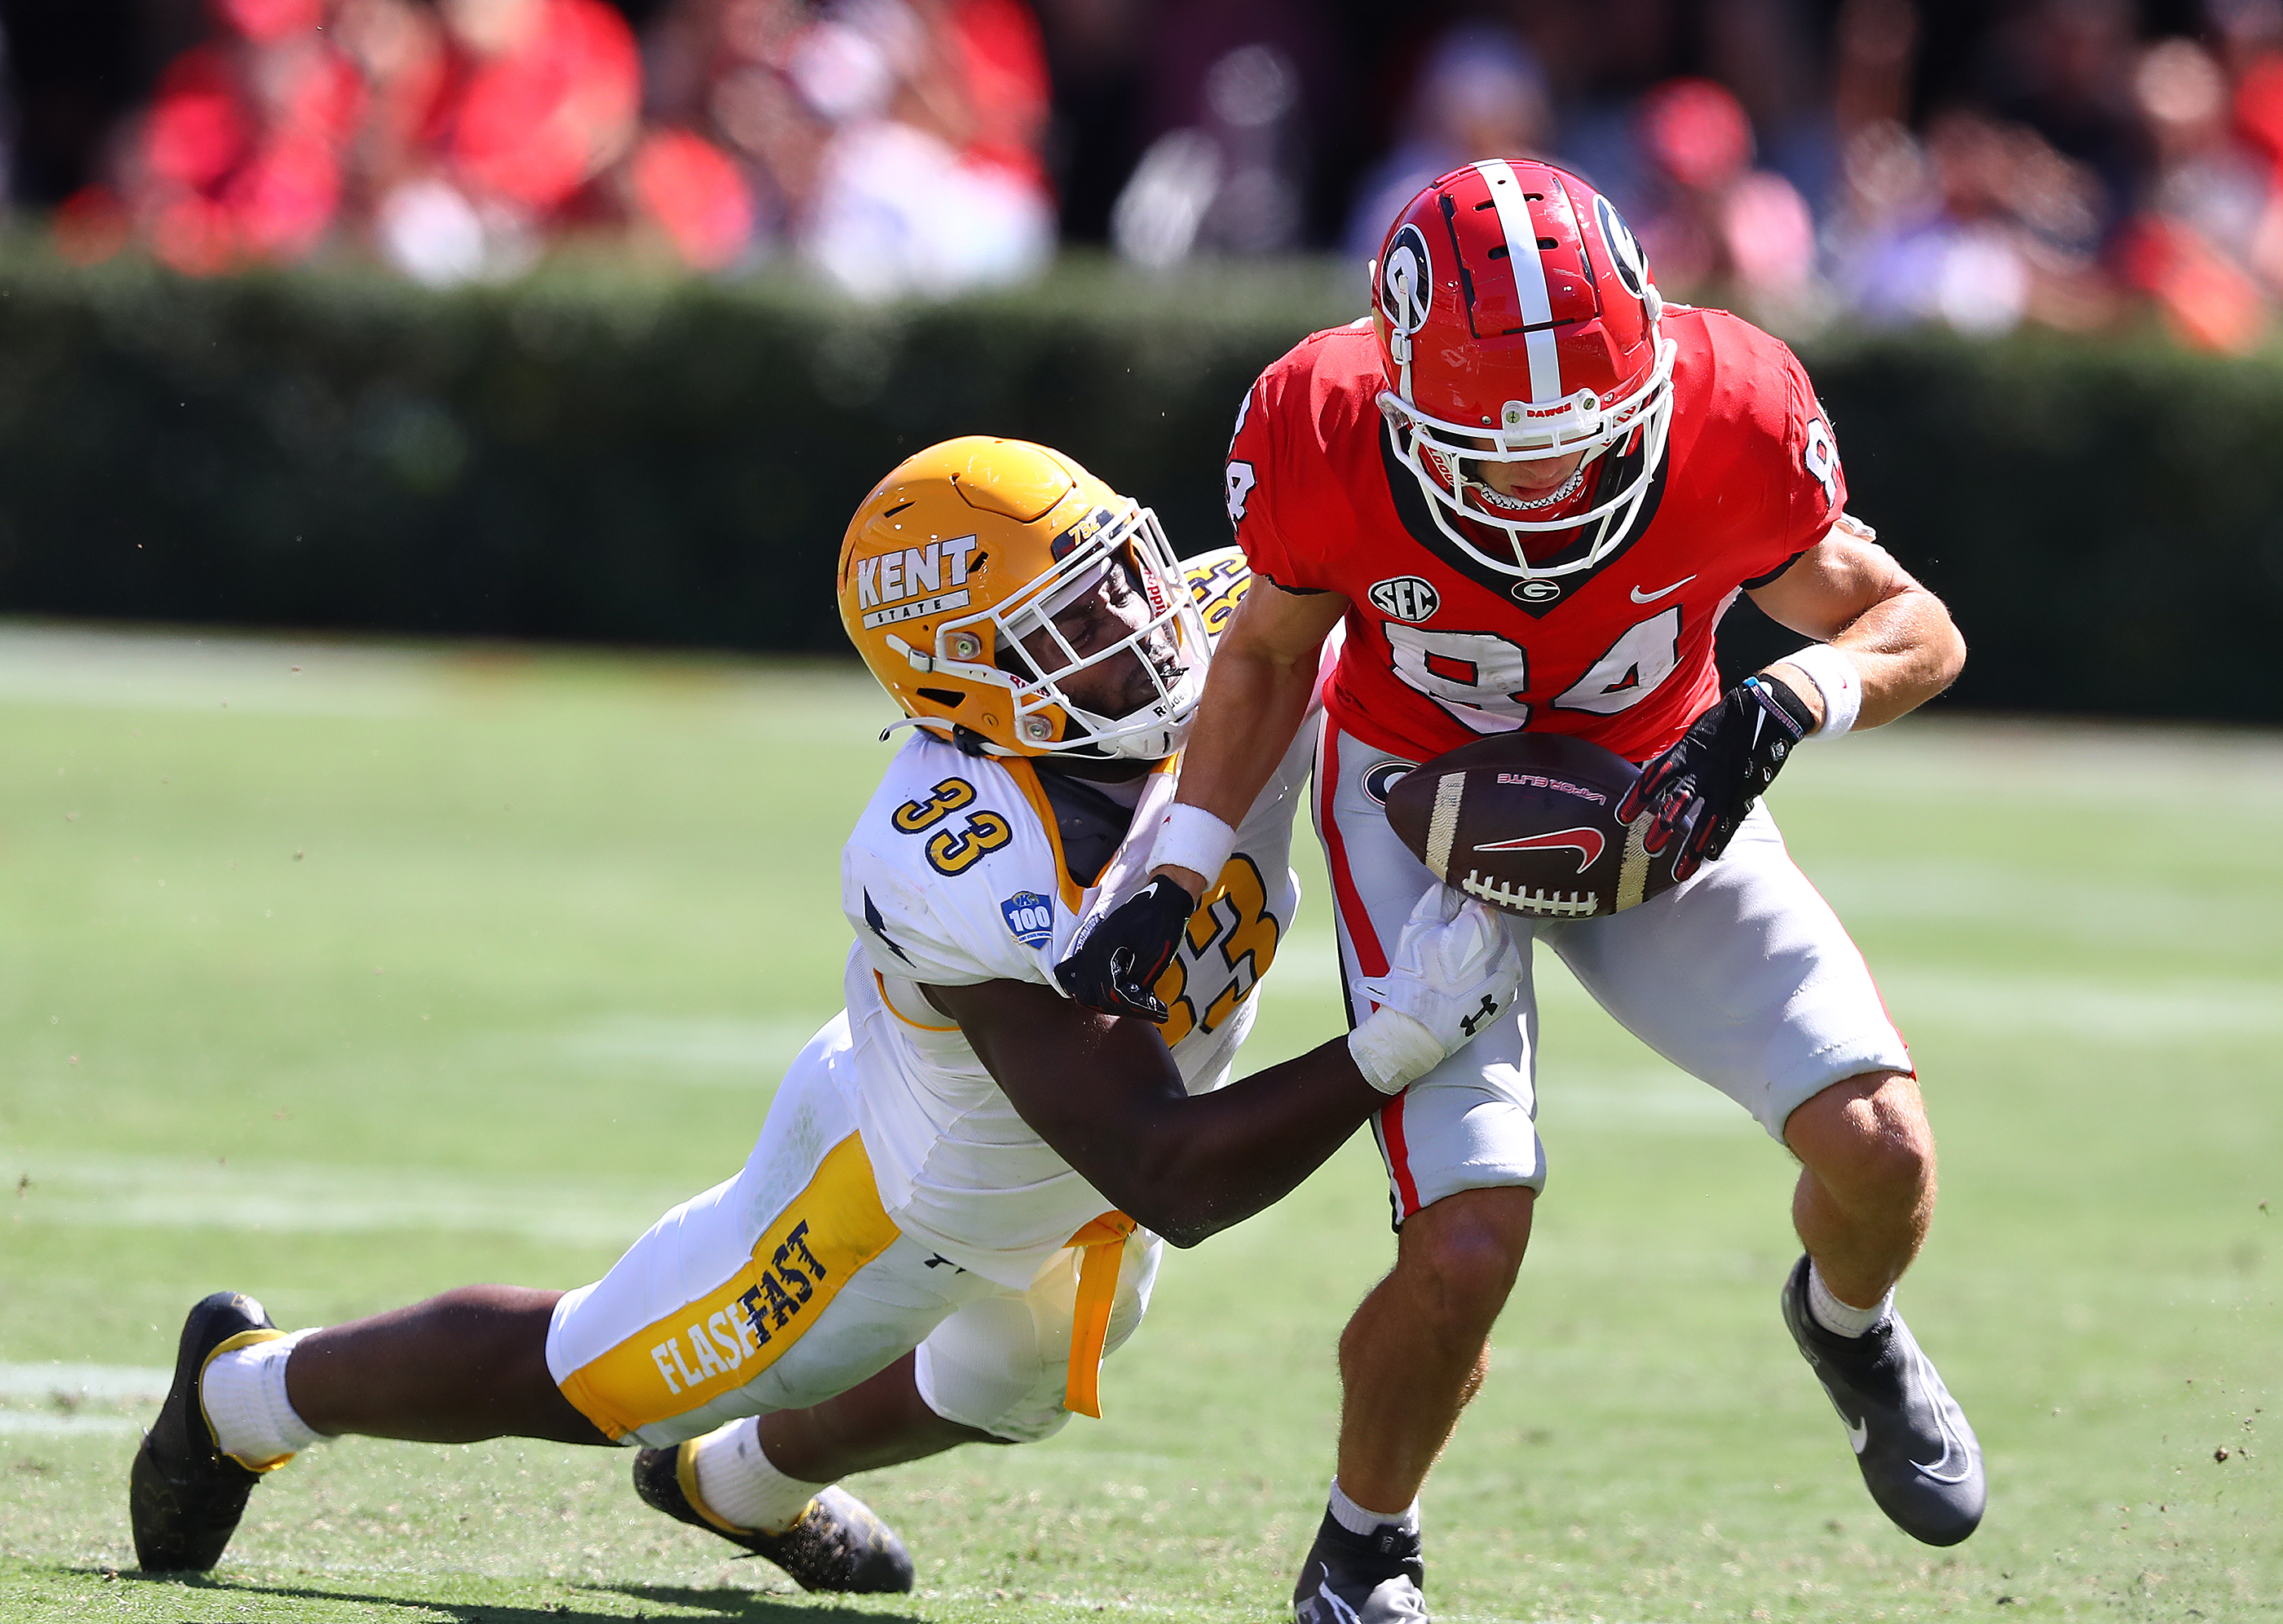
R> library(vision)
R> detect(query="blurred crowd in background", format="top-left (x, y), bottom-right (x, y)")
top-left (6, 0), bottom-right (2283, 346)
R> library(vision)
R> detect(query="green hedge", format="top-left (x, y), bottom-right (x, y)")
top-left (1, 251), bottom-right (2277, 722)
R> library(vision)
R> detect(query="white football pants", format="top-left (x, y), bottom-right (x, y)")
top-left (546, 1017), bottom-right (1159, 1448)
top-left (1315, 726), bottom-right (1913, 1225)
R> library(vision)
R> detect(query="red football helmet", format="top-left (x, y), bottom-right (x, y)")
top-left (1374, 158), bottom-right (1675, 581)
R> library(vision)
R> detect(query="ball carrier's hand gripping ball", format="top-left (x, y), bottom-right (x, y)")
top-left (1374, 159), bottom-right (1676, 587)
top-left (1384, 734), bottom-right (1684, 920)
top-left (839, 437), bottom-right (1212, 761)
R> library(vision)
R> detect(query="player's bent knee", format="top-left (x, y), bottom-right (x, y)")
top-left (912, 1340), bottom-right (1070, 1445)
top-left (912, 1297), bottom-right (1071, 1445)
top-left (1786, 1071), bottom-right (1934, 1205)
top-left (1393, 1186), bottom-right (1535, 1330)
top-left (912, 1236), bottom-right (1159, 1446)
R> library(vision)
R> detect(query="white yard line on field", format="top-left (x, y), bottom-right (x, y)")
top-left (1812, 857), bottom-right (2280, 950)
top-left (0, 1412), bottom-right (142, 1436)
top-left (0, 620), bottom-right (898, 735)
top-left (554, 1014), bottom-right (835, 1079)
top-left (1278, 933), bottom-right (2281, 1069)
top-left (1785, 715), bottom-right (2283, 806)
top-left (1876, 967), bottom-right (2283, 1039)
top-left (1539, 1075), bottom-right (1751, 1132)
top-left (0, 1363), bottom-right (170, 1437)
top-left (0, 624), bottom-right (445, 717)
top-left (3, 1150), bottom-right (688, 1244)
top-left (0, 1364), bottom-right (171, 1403)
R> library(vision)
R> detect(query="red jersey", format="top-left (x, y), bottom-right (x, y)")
top-left (1226, 307), bottom-right (1845, 765)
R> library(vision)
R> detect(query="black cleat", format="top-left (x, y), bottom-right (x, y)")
top-left (632, 1441), bottom-right (913, 1593)
top-left (130, 1291), bottom-right (289, 1572)
top-left (1292, 1508), bottom-right (1428, 1623)
top-left (1782, 1255), bottom-right (1985, 1546)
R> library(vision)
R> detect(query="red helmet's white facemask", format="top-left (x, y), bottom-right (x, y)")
top-left (1375, 159), bottom-right (1676, 581)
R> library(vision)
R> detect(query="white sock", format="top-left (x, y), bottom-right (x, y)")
top-left (691, 1417), bottom-right (831, 1535)
top-left (1807, 1262), bottom-right (1894, 1339)
top-left (1327, 1476), bottom-right (1420, 1538)
top-left (201, 1328), bottom-right (329, 1467)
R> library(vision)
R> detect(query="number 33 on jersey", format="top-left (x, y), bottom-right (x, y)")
top-left (876, 766), bottom-right (1274, 1046)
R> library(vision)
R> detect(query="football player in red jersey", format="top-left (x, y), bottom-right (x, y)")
top-left (1059, 159), bottom-right (1978, 1621)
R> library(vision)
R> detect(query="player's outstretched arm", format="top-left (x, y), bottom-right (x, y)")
top-left (1749, 514), bottom-right (1967, 733)
top-left (1623, 516), bottom-right (1967, 880)
top-left (1150, 580), bottom-right (1349, 898)
top-left (929, 978), bottom-right (1374, 1247)
top-left (1058, 581), bottom-right (1348, 1022)
top-left (945, 892), bottom-right (1521, 1248)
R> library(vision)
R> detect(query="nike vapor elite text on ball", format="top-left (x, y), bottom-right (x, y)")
top-left (1382, 733), bottom-right (1680, 917)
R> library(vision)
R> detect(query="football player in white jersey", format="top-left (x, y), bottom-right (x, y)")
top-left (129, 436), bottom-right (1527, 1591)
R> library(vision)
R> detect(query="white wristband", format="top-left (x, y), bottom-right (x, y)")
top-left (1782, 643), bottom-right (1862, 739)
top-left (1151, 803), bottom-right (1237, 884)
top-left (1346, 1008), bottom-right (1444, 1095)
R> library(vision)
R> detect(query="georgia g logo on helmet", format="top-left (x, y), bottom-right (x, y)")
top-left (1378, 224), bottom-right (1434, 362)
top-left (1594, 195), bottom-right (1649, 301)
top-left (1369, 160), bottom-right (1680, 585)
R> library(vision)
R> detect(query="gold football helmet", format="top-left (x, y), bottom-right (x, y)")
top-left (838, 436), bottom-right (1209, 760)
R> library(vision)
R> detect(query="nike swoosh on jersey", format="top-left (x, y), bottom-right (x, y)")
top-left (1630, 575), bottom-right (1696, 602)
top-left (1845, 1415), bottom-right (1869, 1454)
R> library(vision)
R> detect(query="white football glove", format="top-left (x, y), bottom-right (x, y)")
top-left (1346, 885), bottom-right (1526, 1093)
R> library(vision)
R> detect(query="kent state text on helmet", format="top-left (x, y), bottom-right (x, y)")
top-left (837, 436), bottom-right (1211, 761)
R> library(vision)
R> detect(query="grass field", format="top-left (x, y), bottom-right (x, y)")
top-left (1, 623), bottom-right (2278, 1624)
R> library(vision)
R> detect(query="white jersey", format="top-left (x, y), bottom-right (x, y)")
top-left (834, 548), bottom-right (1319, 1289)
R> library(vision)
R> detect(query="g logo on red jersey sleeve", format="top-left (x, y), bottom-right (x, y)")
top-left (1804, 416), bottom-right (1839, 507)
top-left (1225, 383), bottom-right (1261, 524)
top-left (1225, 461), bottom-right (1257, 523)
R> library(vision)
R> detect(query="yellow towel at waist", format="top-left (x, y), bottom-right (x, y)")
top-left (1062, 1211), bottom-right (1137, 1419)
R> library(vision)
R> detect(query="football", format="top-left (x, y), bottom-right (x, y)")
top-left (1383, 733), bottom-right (1678, 919)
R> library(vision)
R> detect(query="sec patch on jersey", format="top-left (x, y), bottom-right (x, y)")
top-left (1384, 735), bottom-right (1680, 919)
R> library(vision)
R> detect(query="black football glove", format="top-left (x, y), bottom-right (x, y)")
top-left (1616, 673), bottom-right (1816, 882)
top-left (1053, 874), bottom-right (1195, 1022)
